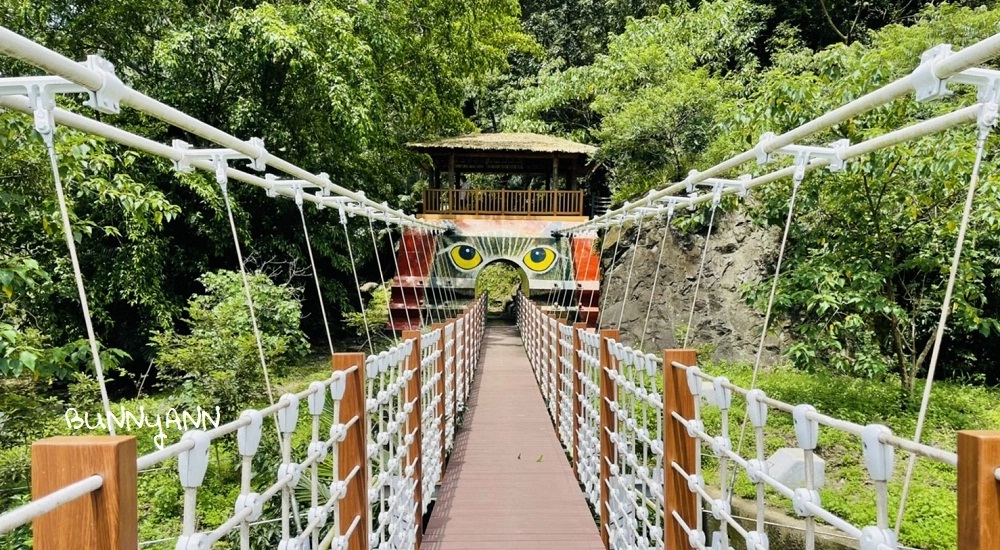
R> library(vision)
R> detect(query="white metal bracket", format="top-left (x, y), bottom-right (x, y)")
top-left (688, 175), bottom-right (752, 199)
top-left (792, 404), bottom-right (819, 450)
top-left (756, 133), bottom-right (851, 180)
top-left (861, 424), bottom-right (895, 482)
top-left (860, 526), bottom-right (898, 550)
top-left (0, 55), bottom-right (124, 142)
top-left (170, 138), bottom-right (266, 184)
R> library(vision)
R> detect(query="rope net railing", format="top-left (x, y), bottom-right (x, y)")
top-left (0, 24), bottom-right (497, 550)
top-left (0, 296), bottom-right (487, 549)
top-left (516, 296), bottom-right (998, 550)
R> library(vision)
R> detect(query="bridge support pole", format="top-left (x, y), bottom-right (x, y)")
top-left (333, 352), bottom-right (370, 550)
top-left (664, 349), bottom-right (698, 550)
top-left (32, 436), bottom-right (137, 550)
top-left (958, 431), bottom-right (1000, 550)
top-left (598, 328), bottom-right (620, 549)
top-left (403, 330), bottom-right (424, 547)
top-left (571, 322), bottom-right (587, 472)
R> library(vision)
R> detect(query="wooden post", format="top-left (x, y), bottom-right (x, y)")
top-left (958, 431), bottom-right (1000, 550)
top-left (448, 154), bottom-right (456, 189)
top-left (403, 330), bottom-right (424, 547)
top-left (333, 352), bottom-right (370, 550)
top-left (552, 156), bottom-right (561, 191)
top-left (599, 328), bottom-right (620, 549)
top-left (32, 436), bottom-right (137, 549)
top-left (664, 349), bottom-right (698, 550)
top-left (571, 322), bottom-right (587, 470)
top-left (433, 323), bottom-right (447, 471)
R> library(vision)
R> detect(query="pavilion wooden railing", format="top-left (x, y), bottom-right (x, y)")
top-left (422, 188), bottom-right (584, 216)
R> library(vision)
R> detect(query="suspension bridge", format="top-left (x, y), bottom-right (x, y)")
top-left (0, 21), bottom-right (999, 550)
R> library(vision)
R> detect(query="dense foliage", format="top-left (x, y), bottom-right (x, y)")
top-left (509, 1), bottom-right (1000, 387)
top-left (0, 0), bottom-right (531, 385)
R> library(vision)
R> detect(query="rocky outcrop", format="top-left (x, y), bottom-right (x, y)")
top-left (597, 209), bottom-right (789, 363)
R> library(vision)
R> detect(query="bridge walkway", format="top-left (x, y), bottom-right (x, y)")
top-left (423, 325), bottom-right (602, 549)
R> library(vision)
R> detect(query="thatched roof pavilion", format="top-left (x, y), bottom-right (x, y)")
top-left (406, 132), bottom-right (597, 190)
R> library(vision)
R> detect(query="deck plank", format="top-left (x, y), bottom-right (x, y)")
top-left (422, 326), bottom-right (603, 550)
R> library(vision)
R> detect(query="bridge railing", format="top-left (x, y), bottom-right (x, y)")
top-left (0, 295), bottom-right (487, 550)
top-left (422, 188), bottom-right (584, 217)
top-left (516, 295), bottom-right (1000, 550)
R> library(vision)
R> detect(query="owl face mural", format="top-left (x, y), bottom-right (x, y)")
top-left (429, 220), bottom-right (574, 295)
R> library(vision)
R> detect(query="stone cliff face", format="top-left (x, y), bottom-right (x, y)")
top-left (597, 210), bottom-right (789, 364)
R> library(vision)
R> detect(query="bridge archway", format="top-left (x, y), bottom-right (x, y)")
top-left (474, 260), bottom-right (528, 314)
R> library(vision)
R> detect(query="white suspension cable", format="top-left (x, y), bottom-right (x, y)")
top-left (729, 160), bottom-right (809, 509)
top-left (894, 103), bottom-right (995, 533)
top-left (295, 190), bottom-right (335, 356)
top-left (339, 207), bottom-right (374, 354)
top-left (0, 27), bottom-right (441, 231)
top-left (563, 33), bottom-right (1000, 234)
top-left (639, 205), bottom-right (676, 350)
top-left (597, 216), bottom-right (627, 332)
top-left (682, 188), bottom-right (722, 349)
top-left (41, 130), bottom-right (116, 435)
top-left (218, 180), bottom-right (279, 409)
top-left (617, 214), bottom-right (644, 329)
top-left (367, 215), bottom-right (398, 343)
top-left (393, 227), bottom-right (418, 329)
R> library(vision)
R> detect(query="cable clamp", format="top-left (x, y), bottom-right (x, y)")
top-left (792, 487), bottom-right (821, 517)
top-left (695, 175), bottom-right (752, 199)
top-left (178, 430), bottom-right (211, 488)
top-left (746, 531), bottom-right (770, 550)
top-left (912, 44), bottom-right (956, 101)
top-left (746, 458), bottom-right (769, 484)
top-left (234, 492), bottom-right (264, 522)
top-left (170, 142), bottom-right (250, 185)
top-left (277, 462), bottom-right (303, 487)
top-left (861, 424), bottom-right (895, 482)
top-left (712, 376), bottom-right (733, 410)
top-left (792, 403), bottom-right (819, 450)
top-left (860, 526), bottom-right (898, 550)
top-left (308, 381), bottom-right (326, 415)
top-left (756, 133), bottom-right (850, 178)
top-left (277, 393), bottom-right (300, 434)
top-left (175, 534), bottom-right (210, 550)
top-left (237, 409), bottom-right (263, 457)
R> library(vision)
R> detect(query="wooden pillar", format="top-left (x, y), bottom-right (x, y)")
top-left (598, 328), bottom-right (620, 549)
top-left (32, 436), bottom-right (137, 549)
top-left (552, 156), bottom-right (560, 190)
top-left (333, 352), bottom-right (370, 550)
top-left (958, 431), bottom-right (1000, 550)
top-left (663, 349), bottom-right (698, 550)
top-left (448, 154), bottom-right (456, 189)
top-left (403, 331), bottom-right (424, 547)
top-left (569, 166), bottom-right (577, 191)
top-left (571, 322), bottom-right (587, 470)
top-left (433, 323), bottom-right (447, 471)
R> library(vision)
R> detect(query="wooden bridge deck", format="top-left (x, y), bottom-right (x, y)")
top-left (423, 326), bottom-right (603, 549)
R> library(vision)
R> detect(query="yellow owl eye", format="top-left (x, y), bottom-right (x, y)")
top-left (523, 247), bottom-right (557, 272)
top-left (449, 244), bottom-right (483, 271)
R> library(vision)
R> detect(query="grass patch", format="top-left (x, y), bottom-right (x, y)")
top-left (696, 361), bottom-right (1000, 550)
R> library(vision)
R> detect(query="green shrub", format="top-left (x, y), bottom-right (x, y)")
top-left (151, 270), bottom-right (308, 417)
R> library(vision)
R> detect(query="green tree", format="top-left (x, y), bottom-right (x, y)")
top-left (151, 269), bottom-right (308, 415)
top-left (738, 4), bottom-right (1000, 391)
